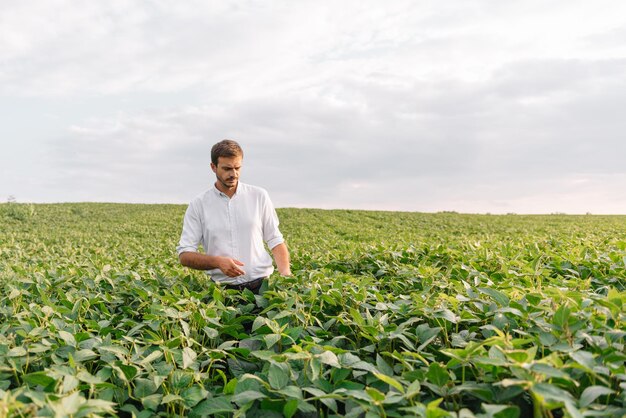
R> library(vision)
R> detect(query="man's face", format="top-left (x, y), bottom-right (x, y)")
top-left (211, 156), bottom-right (242, 191)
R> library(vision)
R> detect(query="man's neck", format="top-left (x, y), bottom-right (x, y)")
top-left (215, 182), bottom-right (238, 198)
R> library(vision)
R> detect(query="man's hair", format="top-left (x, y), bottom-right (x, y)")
top-left (211, 139), bottom-right (243, 166)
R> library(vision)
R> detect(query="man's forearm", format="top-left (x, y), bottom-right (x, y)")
top-left (179, 252), bottom-right (222, 270)
top-left (271, 243), bottom-right (292, 276)
top-left (179, 252), bottom-right (246, 277)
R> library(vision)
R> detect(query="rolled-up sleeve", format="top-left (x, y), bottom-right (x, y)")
top-left (177, 201), bottom-right (202, 256)
top-left (261, 191), bottom-right (284, 250)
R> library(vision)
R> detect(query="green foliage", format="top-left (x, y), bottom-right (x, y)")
top-left (1, 204), bottom-right (626, 417)
top-left (0, 202), bottom-right (36, 222)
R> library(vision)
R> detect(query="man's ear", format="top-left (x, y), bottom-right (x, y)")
top-left (210, 162), bottom-right (217, 173)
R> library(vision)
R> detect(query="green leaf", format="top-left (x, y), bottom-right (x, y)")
top-left (96, 367), bottom-right (113, 382)
top-left (569, 350), bottom-right (595, 371)
top-left (452, 382), bottom-right (494, 403)
top-left (141, 394), bottom-right (163, 411)
top-left (283, 399), bottom-right (299, 418)
top-left (162, 393), bottom-right (184, 404)
top-left (268, 362), bottom-right (290, 390)
top-left (8, 347), bottom-right (27, 357)
top-left (563, 401), bottom-right (583, 418)
top-left (182, 385), bottom-right (209, 408)
top-left (552, 305), bottom-right (570, 330)
top-left (192, 396), bottom-right (234, 416)
top-left (264, 333), bottom-right (281, 349)
top-left (351, 360), bottom-right (379, 374)
top-left (416, 323), bottom-right (441, 346)
top-left (531, 383), bottom-right (574, 404)
top-left (303, 386), bottom-right (325, 398)
top-left (252, 316), bottom-right (270, 332)
top-left (425, 398), bottom-right (450, 417)
top-left (296, 400), bottom-right (318, 415)
top-left (98, 344), bottom-right (129, 358)
top-left (74, 349), bottom-right (98, 362)
top-left (479, 403), bottom-right (520, 418)
top-left (203, 326), bottom-right (219, 339)
top-left (376, 354), bottom-right (394, 376)
top-left (278, 385), bottom-right (303, 400)
top-left (77, 370), bottom-right (104, 385)
top-left (318, 351), bottom-right (340, 368)
top-left (81, 398), bottom-right (117, 415)
top-left (579, 385), bottom-right (614, 408)
top-left (231, 390), bottom-right (267, 405)
top-left (350, 308), bottom-right (365, 327)
top-left (58, 330), bottom-right (76, 347)
top-left (366, 387), bottom-right (386, 403)
top-left (405, 380), bottom-right (421, 398)
top-left (223, 378), bottom-right (238, 395)
top-left (426, 363), bottom-right (450, 387)
top-left (182, 347), bottom-right (197, 369)
top-left (433, 309), bottom-right (458, 324)
top-left (133, 378), bottom-right (158, 398)
top-left (62, 375), bottom-right (79, 393)
top-left (27, 343), bottom-right (50, 354)
top-left (23, 372), bottom-right (55, 387)
top-left (538, 332), bottom-right (557, 346)
top-left (479, 288), bottom-right (510, 307)
top-left (140, 350), bottom-right (163, 365)
top-left (529, 363), bottom-right (573, 381)
top-left (212, 286), bottom-right (223, 303)
top-left (339, 352), bottom-right (362, 367)
top-left (171, 370), bottom-right (193, 389)
top-left (58, 391), bottom-right (83, 415)
top-left (374, 372), bottom-right (405, 393)
top-left (308, 357), bottom-right (321, 381)
top-left (115, 363), bottom-right (138, 381)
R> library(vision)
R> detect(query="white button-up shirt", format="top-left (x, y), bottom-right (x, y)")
top-left (177, 182), bottom-right (285, 284)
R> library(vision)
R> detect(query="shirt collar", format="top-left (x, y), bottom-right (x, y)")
top-left (212, 182), bottom-right (242, 198)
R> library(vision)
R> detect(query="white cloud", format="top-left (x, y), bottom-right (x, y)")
top-left (2, 1), bottom-right (626, 212)
top-left (3, 1), bottom-right (623, 97)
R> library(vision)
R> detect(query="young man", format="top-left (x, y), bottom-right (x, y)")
top-left (177, 139), bottom-right (291, 293)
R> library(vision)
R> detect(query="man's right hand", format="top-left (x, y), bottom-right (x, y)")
top-left (179, 252), bottom-right (245, 276)
top-left (217, 257), bottom-right (245, 277)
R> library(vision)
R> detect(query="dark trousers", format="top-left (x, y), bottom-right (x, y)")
top-left (223, 277), bottom-right (265, 294)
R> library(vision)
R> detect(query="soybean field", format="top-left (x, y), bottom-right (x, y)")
top-left (1, 203), bottom-right (626, 417)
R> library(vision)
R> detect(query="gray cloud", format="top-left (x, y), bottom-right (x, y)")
top-left (45, 52), bottom-right (626, 213)
top-left (3, 1), bottom-right (626, 213)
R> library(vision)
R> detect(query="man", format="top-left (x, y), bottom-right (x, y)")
top-left (177, 139), bottom-right (291, 293)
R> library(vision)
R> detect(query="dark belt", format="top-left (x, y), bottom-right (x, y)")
top-left (223, 277), bottom-right (266, 293)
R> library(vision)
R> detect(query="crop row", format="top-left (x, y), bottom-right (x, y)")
top-left (1, 204), bottom-right (626, 417)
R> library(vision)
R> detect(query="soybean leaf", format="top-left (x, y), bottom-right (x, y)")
top-left (182, 385), bottom-right (209, 408)
top-left (579, 385), bottom-right (614, 408)
top-left (182, 347), bottom-right (197, 369)
top-left (192, 397), bottom-right (234, 416)
top-left (283, 399), bottom-right (299, 418)
top-left (134, 379), bottom-right (158, 398)
top-left (141, 394), bottom-right (163, 411)
top-left (23, 372), bottom-right (55, 387)
top-left (268, 362), bottom-right (290, 390)
top-left (374, 372), bottom-right (405, 394)
top-left (231, 390), bottom-right (267, 405)
top-left (318, 351), bottom-right (340, 368)
top-left (426, 363), bottom-right (450, 387)
top-left (478, 403), bottom-right (520, 418)
top-left (531, 383), bottom-right (574, 404)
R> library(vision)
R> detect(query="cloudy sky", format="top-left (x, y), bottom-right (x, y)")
top-left (2, 1), bottom-right (626, 213)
